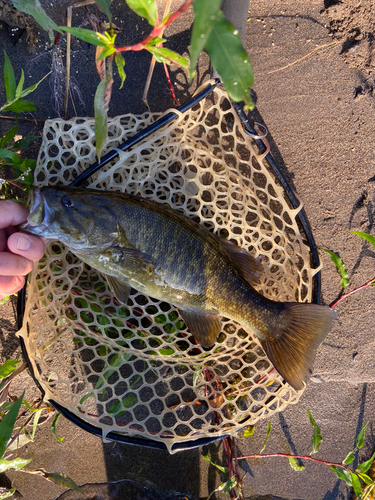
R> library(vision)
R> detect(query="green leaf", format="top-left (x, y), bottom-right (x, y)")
top-left (108, 400), bottom-right (121, 414)
top-left (18, 71), bottom-right (50, 99)
top-left (96, 45), bottom-right (117, 61)
top-left (79, 392), bottom-right (94, 405)
top-left (358, 473), bottom-right (374, 485)
top-left (115, 53), bottom-right (126, 89)
top-left (12, 134), bottom-right (39, 150)
top-left (343, 451), bottom-right (356, 466)
top-left (95, 0), bottom-right (112, 22)
top-left (51, 412), bottom-right (64, 442)
top-left (59, 27), bottom-right (110, 47)
top-left (330, 465), bottom-right (353, 487)
top-left (222, 476), bottom-right (237, 493)
top-left (94, 75), bottom-right (112, 160)
top-left (202, 455), bottom-right (228, 474)
top-left (159, 348), bottom-right (175, 355)
top-left (0, 457), bottom-right (31, 472)
top-left (145, 46), bottom-right (189, 69)
top-left (122, 395), bottom-right (136, 408)
top-left (207, 476), bottom-right (237, 500)
top-left (11, 0), bottom-right (62, 42)
top-left (351, 472), bottom-right (363, 497)
top-left (43, 472), bottom-right (83, 494)
top-left (205, 11), bottom-right (254, 110)
top-left (351, 231), bottom-right (375, 249)
top-left (0, 359), bottom-right (19, 379)
top-left (356, 422), bottom-right (369, 450)
top-left (189, 0), bottom-right (221, 80)
top-left (11, 154), bottom-right (20, 167)
top-left (30, 408), bottom-right (44, 441)
top-left (0, 149), bottom-right (17, 163)
top-left (0, 123), bottom-right (18, 149)
top-left (126, 0), bottom-right (157, 26)
top-left (260, 420), bottom-right (271, 453)
top-left (3, 51), bottom-right (16, 102)
top-left (0, 488), bottom-right (16, 499)
top-left (3, 100), bottom-right (37, 113)
top-left (243, 425), bottom-right (255, 437)
top-left (357, 451), bottom-right (375, 474)
top-left (307, 410), bottom-right (322, 455)
top-left (15, 69), bottom-right (25, 99)
top-left (21, 400), bottom-right (42, 412)
top-left (288, 457), bottom-right (305, 471)
top-left (15, 158), bottom-right (36, 172)
top-left (146, 37), bottom-right (166, 45)
top-left (0, 393), bottom-right (24, 458)
top-left (323, 249), bottom-right (349, 291)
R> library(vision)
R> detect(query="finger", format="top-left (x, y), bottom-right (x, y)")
top-left (0, 275), bottom-right (25, 299)
top-left (0, 201), bottom-right (29, 229)
top-left (7, 233), bottom-right (45, 262)
top-left (0, 230), bottom-right (6, 253)
top-left (0, 252), bottom-right (34, 276)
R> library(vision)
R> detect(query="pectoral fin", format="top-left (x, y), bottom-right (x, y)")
top-left (99, 246), bottom-right (156, 274)
top-left (179, 309), bottom-right (221, 348)
top-left (105, 275), bottom-right (131, 305)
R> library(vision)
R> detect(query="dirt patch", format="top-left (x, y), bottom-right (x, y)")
top-left (324, 0), bottom-right (375, 80)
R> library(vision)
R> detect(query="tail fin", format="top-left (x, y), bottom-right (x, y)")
top-left (259, 304), bottom-right (336, 391)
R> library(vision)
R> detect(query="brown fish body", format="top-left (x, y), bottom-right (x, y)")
top-left (22, 186), bottom-right (336, 390)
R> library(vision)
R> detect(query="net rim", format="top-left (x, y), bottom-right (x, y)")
top-left (16, 88), bottom-right (322, 452)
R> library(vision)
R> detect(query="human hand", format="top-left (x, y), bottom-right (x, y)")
top-left (0, 200), bottom-right (45, 300)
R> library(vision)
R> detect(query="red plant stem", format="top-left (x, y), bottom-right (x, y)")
top-left (236, 452), bottom-right (353, 473)
top-left (0, 115), bottom-right (45, 123)
top-left (330, 276), bottom-right (375, 309)
top-left (222, 437), bottom-right (236, 500)
top-left (116, 0), bottom-right (192, 53)
top-left (231, 437), bottom-right (245, 499)
top-left (0, 179), bottom-right (23, 190)
top-left (163, 62), bottom-right (180, 105)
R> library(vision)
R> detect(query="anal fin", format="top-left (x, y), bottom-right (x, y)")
top-left (179, 309), bottom-right (221, 348)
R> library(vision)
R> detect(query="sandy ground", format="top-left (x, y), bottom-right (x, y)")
top-left (0, 0), bottom-right (375, 499)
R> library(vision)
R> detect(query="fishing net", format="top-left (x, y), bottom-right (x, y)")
top-left (18, 85), bottom-right (320, 453)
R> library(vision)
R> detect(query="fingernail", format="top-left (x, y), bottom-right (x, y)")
top-left (17, 235), bottom-right (31, 251)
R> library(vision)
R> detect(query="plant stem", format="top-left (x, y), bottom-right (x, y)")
top-left (236, 452), bottom-right (353, 473)
top-left (0, 115), bottom-right (45, 123)
top-left (116, 0), bottom-right (192, 53)
top-left (222, 437), bottom-right (236, 499)
top-left (330, 276), bottom-right (375, 308)
top-left (231, 437), bottom-right (245, 500)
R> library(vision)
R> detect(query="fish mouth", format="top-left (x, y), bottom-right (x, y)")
top-left (20, 187), bottom-right (55, 235)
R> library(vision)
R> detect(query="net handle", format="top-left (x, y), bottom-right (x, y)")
top-left (70, 78), bottom-right (220, 187)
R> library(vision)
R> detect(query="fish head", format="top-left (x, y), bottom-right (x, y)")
top-left (21, 186), bottom-right (108, 251)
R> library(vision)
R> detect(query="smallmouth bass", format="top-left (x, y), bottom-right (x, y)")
top-left (21, 186), bottom-right (336, 390)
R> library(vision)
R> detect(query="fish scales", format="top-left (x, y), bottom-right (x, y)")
top-left (21, 186), bottom-right (336, 390)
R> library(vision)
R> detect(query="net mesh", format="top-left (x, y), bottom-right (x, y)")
top-left (18, 86), bottom-right (320, 453)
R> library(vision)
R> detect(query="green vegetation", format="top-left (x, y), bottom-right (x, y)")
top-left (0, 361), bottom-right (81, 499)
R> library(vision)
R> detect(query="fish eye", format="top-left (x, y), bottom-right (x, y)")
top-left (61, 195), bottom-right (73, 208)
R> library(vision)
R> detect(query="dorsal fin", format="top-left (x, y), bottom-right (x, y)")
top-left (220, 238), bottom-right (263, 286)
